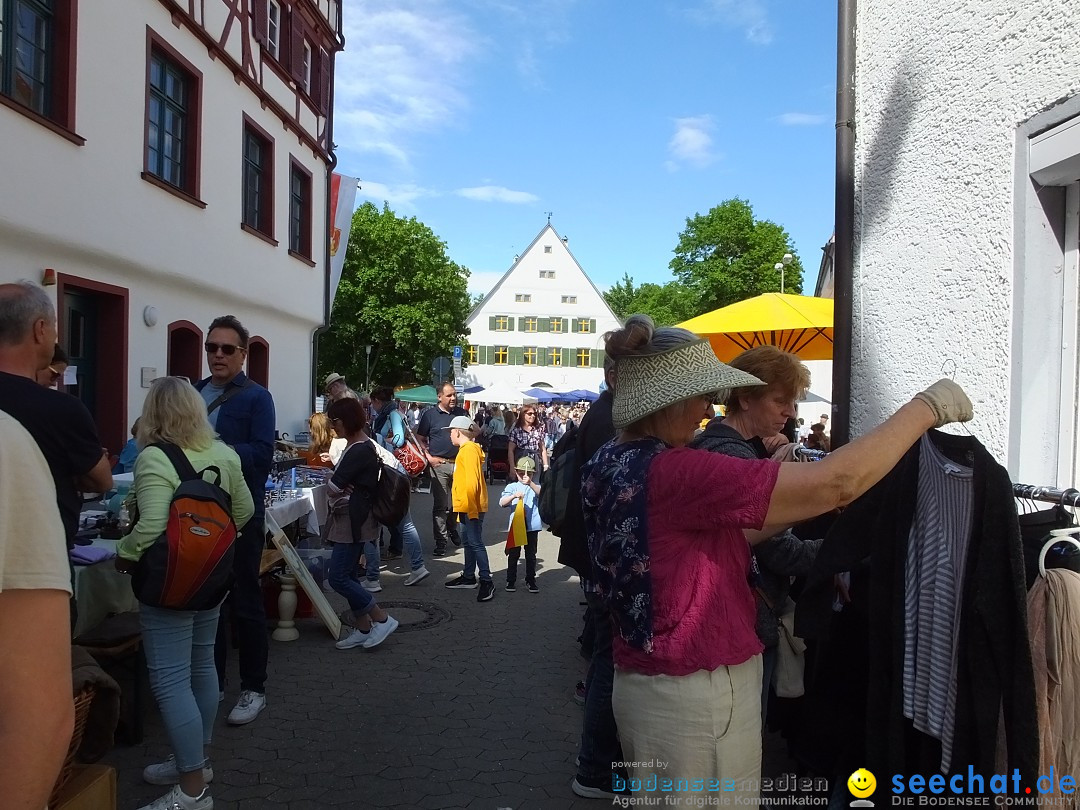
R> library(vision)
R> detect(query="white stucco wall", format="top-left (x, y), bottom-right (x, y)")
top-left (0, 0), bottom-right (333, 439)
top-left (852, 1), bottom-right (1080, 485)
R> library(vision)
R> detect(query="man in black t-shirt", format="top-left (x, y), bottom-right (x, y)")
top-left (415, 382), bottom-right (468, 556)
top-left (0, 283), bottom-right (113, 549)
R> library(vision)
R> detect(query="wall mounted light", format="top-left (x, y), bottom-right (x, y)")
top-left (143, 305), bottom-right (159, 327)
top-left (42, 268), bottom-right (56, 286)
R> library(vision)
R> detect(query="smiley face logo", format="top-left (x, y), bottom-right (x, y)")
top-left (848, 769), bottom-right (876, 799)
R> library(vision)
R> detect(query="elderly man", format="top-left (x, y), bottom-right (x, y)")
top-left (195, 315), bottom-right (275, 727)
top-left (324, 371), bottom-right (359, 403)
top-left (0, 283), bottom-right (113, 575)
top-left (415, 382), bottom-right (468, 556)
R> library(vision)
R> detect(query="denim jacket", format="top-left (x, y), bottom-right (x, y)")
top-left (196, 372), bottom-right (275, 513)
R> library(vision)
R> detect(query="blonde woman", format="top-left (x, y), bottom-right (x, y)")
top-left (301, 412), bottom-right (336, 469)
top-left (116, 377), bottom-right (255, 810)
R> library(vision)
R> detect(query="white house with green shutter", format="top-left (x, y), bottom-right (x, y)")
top-left (462, 223), bottom-right (621, 393)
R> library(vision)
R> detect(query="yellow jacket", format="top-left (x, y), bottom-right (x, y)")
top-left (451, 441), bottom-right (487, 519)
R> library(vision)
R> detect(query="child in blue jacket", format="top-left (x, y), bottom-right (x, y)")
top-left (499, 456), bottom-right (543, 592)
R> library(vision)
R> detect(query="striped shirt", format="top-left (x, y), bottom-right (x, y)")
top-left (903, 433), bottom-right (974, 773)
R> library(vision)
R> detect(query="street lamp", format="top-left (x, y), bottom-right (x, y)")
top-left (775, 253), bottom-right (794, 293)
top-left (365, 345), bottom-right (372, 392)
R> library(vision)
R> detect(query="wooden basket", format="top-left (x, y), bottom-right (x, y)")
top-left (48, 686), bottom-right (95, 808)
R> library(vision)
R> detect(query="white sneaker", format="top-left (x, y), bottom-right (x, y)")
top-left (363, 616), bottom-right (399, 648)
top-left (335, 628), bottom-right (370, 649)
top-left (143, 754), bottom-right (214, 786)
top-left (404, 566), bottom-right (430, 586)
top-left (226, 690), bottom-right (266, 726)
top-left (361, 579), bottom-right (383, 592)
top-left (137, 784), bottom-right (213, 810)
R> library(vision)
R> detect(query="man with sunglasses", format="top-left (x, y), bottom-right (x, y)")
top-left (195, 315), bottom-right (276, 727)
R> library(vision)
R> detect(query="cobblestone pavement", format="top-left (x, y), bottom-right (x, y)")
top-left (103, 483), bottom-right (794, 809)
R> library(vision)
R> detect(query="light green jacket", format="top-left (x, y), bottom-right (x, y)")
top-left (117, 441), bottom-right (255, 561)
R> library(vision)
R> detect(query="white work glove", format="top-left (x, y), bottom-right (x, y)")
top-left (913, 379), bottom-right (973, 428)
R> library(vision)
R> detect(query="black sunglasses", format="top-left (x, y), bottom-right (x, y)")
top-left (205, 342), bottom-right (242, 356)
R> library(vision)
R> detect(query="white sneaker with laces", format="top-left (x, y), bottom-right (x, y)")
top-left (142, 754), bottom-right (214, 786)
top-left (335, 628), bottom-right (370, 649)
top-left (404, 566), bottom-right (430, 586)
top-left (363, 615), bottom-right (399, 648)
top-left (361, 579), bottom-right (383, 592)
top-left (137, 784), bottom-right (213, 810)
top-left (226, 690), bottom-right (266, 726)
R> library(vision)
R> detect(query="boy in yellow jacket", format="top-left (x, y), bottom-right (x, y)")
top-left (444, 416), bottom-right (494, 601)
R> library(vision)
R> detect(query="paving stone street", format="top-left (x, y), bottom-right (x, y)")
top-left (104, 483), bottom-right (618, 809)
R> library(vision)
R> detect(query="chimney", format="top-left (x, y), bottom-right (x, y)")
top-left (562, 236), bottom-right (568, 245)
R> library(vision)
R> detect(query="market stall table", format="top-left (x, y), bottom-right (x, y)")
top-left (71, 538), bottom-right (139, 637)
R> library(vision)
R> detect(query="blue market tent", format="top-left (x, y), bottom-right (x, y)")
top-left (523, 387), bottom-right (556, 402)
top-left (562, 389), bottom-right (599, 402)
top-left (395, 384), bottom-right (438, 404)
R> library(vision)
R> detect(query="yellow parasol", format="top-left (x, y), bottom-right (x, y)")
top-left (677, 293), bottom-right (834, 361)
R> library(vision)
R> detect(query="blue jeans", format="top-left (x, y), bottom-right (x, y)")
top-left (399, 509), bottom-right (425, 571)
top-left (140, 602), bottom-right (221, 773)
top-left (577, 592), bottom-right (624, 780)
top-left (460, 515), bottom-right (491, 582)
top-left (328, 542), bottom-right (376, 615)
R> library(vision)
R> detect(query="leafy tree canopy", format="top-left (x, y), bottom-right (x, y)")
top-left (669, 198), bottom-right (803, 312)
top-left (318, 202), bottom-right (471, 390)
top-left (603, 273), bottom-right (698, 326)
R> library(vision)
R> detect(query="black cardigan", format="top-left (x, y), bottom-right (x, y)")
top-left (795, 430), bottom-right (1038, 785)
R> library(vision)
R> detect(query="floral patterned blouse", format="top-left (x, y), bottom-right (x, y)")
top-left (582, 436), bottom-right (668, 653)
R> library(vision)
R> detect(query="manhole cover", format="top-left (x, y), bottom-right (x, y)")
top-left (339, 599), bottom-right (451, 633)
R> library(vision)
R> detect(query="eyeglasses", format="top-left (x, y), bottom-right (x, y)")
top-left (524, 412), bottom-right (536, 417)
top-left (205, 342), bottom-right (242, 356)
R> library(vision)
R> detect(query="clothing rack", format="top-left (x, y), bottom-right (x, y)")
top-left (791, 446), bottom-right (1080, 507)
top-left (1012, 483), bottom-right (1080, 508)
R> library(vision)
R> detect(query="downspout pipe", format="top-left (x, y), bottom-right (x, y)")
top-left (311, 26), bottom-right (346, 415)
top-left (832, 0), bottom-right (856, 448)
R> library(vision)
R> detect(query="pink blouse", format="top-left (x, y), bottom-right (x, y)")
top-left (613, 447), bottom-right (780, 676)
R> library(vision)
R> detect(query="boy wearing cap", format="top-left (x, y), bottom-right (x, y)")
top-left (499, 456), bottom-right (542, 593)
top-left (445, 417), bottom-right (495, 601)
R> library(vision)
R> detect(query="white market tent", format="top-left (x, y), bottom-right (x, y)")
top-left (470, 384), bottom-right (538, 406)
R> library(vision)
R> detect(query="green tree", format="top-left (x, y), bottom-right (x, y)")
top-left (603, 273), bottom-right (697, 326)
top-left (669, 198), bottom-right (803, 311)
top-left (318, 202), bottom-right (471, 389)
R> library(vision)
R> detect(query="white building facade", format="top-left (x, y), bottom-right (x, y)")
top-left (850, 2), bottom-right (1080, 489)
top-left (462, 224), bottom-right (622, 393)
top-left (0, 0), bottom-right (341, 452)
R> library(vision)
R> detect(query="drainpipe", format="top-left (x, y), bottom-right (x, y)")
top-left (311, 27), bottom-right (346, 415)
top-left (832, 0), bottom-right (856, 448)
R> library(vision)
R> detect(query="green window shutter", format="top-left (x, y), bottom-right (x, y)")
top-left (479, 346), bottom-right (487, 364)
top-left (595, 349), bottom-right (606, 368)
top-left (489, 316), bottom-right (496, 330)
top-left (590, 318), bottom-right (597, 333)
top-left (590, 349), bottom-right (598, 367)
top-left (562, 347), bottom-right (571, 366)
top-left (507, 317), bottom-right (514, 332)
top-left (540, 317), bottom-right (549, 332)
top-left (515, 317), bottom-right (523, 332)
top-left (514, 346), bottom-right (525, 365)
top-left (538, 346), bottom-right (547, 366)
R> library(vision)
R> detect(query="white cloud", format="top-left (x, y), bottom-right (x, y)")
top-left (667, 116), bottom-right (718, 169)
top-left (686, 0), bottom-right (773, 45)
top-left (778, 113), bottom-right (828, 126)
top-left (466, 270), bottom-right (507, 296)
top-left (356, 181), bottom-right (437, 208)
top-left (333, 3), bottom-right (479, 166)
top-left (455, 186), bottom-right (539, 204)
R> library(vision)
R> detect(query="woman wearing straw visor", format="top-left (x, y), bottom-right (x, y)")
top-left (583, 316), bottom-right (972, 805)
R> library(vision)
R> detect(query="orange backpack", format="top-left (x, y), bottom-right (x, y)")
top-left (131, 443), bottom-right (237, 610)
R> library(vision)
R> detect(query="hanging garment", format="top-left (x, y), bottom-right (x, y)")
top-left (794, 430), bottom-right (1038, 786)
top-left (1026, 568), bottom-right (1080, 786)
top-left (1020, 506), bottom-right (1079, 590)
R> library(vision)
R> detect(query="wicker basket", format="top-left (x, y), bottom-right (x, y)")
top-left (48, 686), bottom-right (95, 808)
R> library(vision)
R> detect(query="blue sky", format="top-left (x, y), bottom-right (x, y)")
top-left (332, 0), bottom-right (838, 298)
